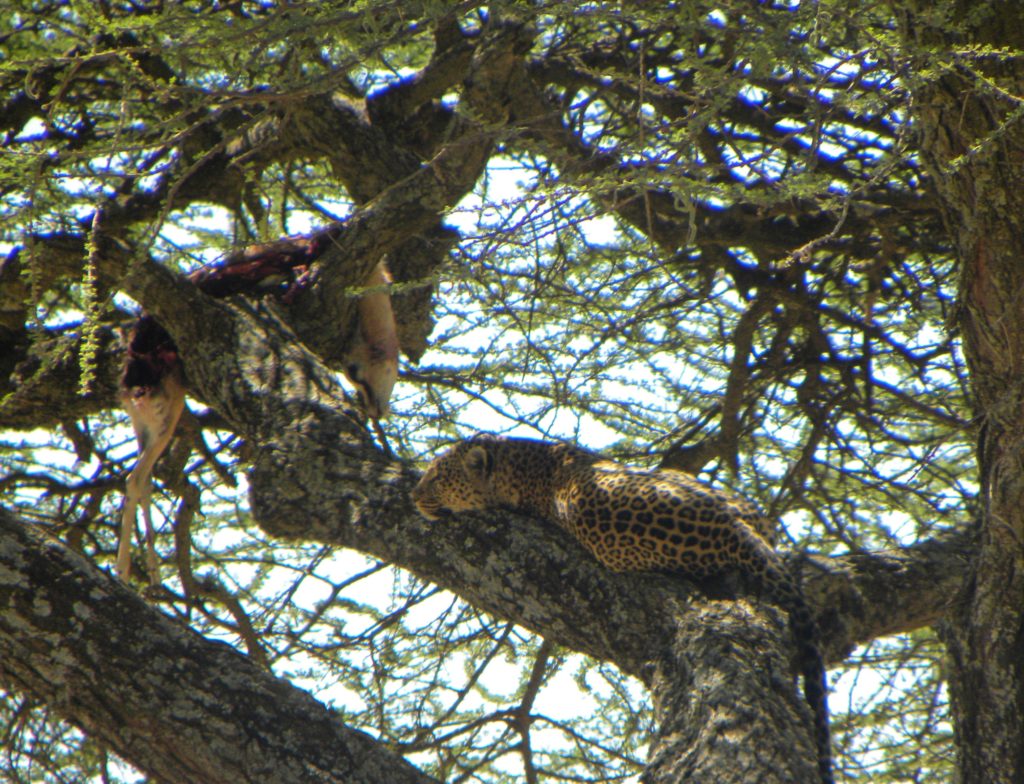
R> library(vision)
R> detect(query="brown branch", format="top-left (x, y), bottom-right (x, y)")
top-left (802, 528), bottom-right (976, 664)
top-left (645, 599), bottom-right (822, 784)
top-left (515, 638), bottom-right (555, 784)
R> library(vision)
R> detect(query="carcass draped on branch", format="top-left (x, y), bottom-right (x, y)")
top-left (186, 225), bottom-right (399, 418)
top-left (116, 225), bottom-right (399, 582)
top-left (117, 316), bottom-right (185, 583)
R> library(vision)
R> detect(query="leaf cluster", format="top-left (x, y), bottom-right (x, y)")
top-left (0, 2), bottom-right (988, 782)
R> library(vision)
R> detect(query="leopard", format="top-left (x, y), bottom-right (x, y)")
top-left (412, 433), bottom-right (832, 784)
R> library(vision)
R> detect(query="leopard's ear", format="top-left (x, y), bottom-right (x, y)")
top-left (464, 444), bottom-right (494, 481)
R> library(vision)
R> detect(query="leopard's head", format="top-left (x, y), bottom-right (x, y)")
top-left (411, 436), bottom-right (502, 520)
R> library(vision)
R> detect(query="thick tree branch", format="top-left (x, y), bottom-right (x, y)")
top-left (801, 529), bottom-right (975, 662)
top-left (897, 5), bottom-right (1024, 780)
top-left (0, 507), bottom-right (437, 784)
top-left (2, 243), bottom-right (975, 680)
top-left (108, 264), bottom-right (975, 676)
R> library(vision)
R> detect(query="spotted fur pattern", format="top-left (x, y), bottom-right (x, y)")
top-left (412, 434), bottom-right (832, 784)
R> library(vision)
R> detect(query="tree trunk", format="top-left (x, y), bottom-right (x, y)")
top-left (644, 599), bottom-right (820, 784)
top-left (899, 2), bottom-right (1024, 781)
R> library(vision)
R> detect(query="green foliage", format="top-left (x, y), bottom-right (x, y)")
top-left (2, 0), bottom-right (1005, 782)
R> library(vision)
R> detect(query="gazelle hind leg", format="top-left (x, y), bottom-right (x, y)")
top-left (140, 490), bottom-right (161, 585)
top-left (116, 481), bottom-right (139, 579)
top-left (118, 466), bottom-right (157, 582)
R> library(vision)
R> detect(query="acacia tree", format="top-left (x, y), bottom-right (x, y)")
top-left (0, 1), bottom-right (1019, 782)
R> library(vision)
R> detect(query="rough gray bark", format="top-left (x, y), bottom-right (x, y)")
top-left (0, 507), bottom-right (437, 784)
top-left (0, 6), bottom-right (991, 782)
top-left (645, 601), bottom-right (820, 784)
top-left (124, 256), bottom-right (972, 674)
top-left (897, 2), bottom-right (1024, 781)
top-left (2, 242), bottom-right (975, 782)
top-left (804, 531), bottom-right (976, 663)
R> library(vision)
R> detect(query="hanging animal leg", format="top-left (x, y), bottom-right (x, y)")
top-left (117, 315), bottom-right (185, 584)
top-left (117, 374), bottom-right (185, 583)
top-left (342, 259), bottom-right (399, 421)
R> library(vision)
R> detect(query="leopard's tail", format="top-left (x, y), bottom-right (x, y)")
top-left (760, 558), bottom-right (833, 784)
